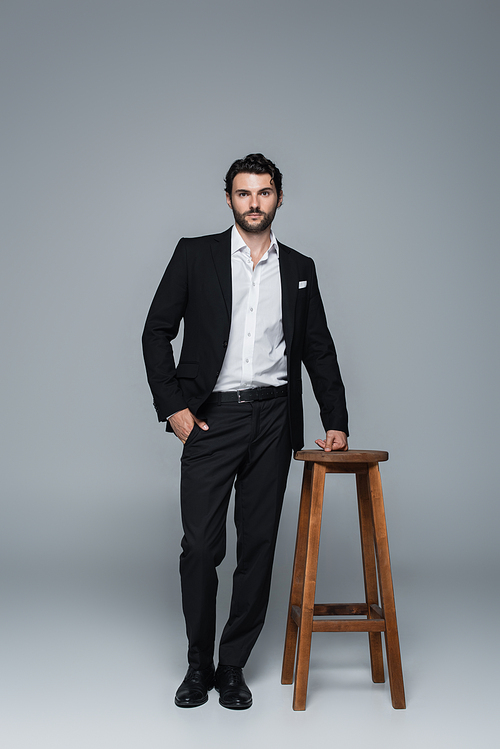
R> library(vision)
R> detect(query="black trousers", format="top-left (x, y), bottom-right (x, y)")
top-left (179, 396), bottom-right (292, 670)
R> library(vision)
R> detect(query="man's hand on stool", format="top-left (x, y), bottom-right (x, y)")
top-left (315, 430), bottom-right (348, 452)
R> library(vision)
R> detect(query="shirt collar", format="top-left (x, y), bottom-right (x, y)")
top-left (231, 225), bottom-right (279, 257)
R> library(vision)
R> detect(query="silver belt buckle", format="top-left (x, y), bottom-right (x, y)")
top-left (237, 389), bottom-right (250, 403)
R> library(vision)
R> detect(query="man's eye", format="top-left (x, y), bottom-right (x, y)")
top-left (261, 191), bottom-right (269, 196)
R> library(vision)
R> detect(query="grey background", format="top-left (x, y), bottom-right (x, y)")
top-left (1, 1), bottom-right (498, 747)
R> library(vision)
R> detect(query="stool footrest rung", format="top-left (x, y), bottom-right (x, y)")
top-left (313, 619), bottom-right (386, 633)
top-left (314, 602), bottom-right (383, 617)
top-left (291, 603), bottom-right (387, 632)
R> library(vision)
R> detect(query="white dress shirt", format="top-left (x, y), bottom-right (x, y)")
top-left (214, 225), bottom-right (287, 391)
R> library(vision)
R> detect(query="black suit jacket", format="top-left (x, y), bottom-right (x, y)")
top-left (142, 228), bottom-right (348, 451)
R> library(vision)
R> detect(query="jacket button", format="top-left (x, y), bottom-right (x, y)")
top-left (223, 341), bottom-right (228, 348)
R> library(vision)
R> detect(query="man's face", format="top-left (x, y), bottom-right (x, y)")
top-left (226, 172), bottom-right (282, 234)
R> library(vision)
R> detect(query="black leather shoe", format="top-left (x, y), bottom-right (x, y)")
top-left (174, 664), bottom-right (215, 708)
top-left (215, 665), bottom-right (253, 710)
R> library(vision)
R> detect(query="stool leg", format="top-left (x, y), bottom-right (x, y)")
top-left (282, 463), bottom-right (313, 684)
top-left (368, 464), bottom-right (406, 709)
top-left (356, 471), bottom-right (385, 683)
top-left (293, 462), bottom-right (326, 711)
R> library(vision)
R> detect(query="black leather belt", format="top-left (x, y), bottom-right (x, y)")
top-left (206, 384), bottom-right (288, 404)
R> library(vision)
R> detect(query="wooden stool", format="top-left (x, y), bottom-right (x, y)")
top-left (281, 450), bottom-right (406, 711)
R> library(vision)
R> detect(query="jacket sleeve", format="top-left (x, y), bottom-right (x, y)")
top-left (142, 239), bottom-right (189, 421)
top-left (302, 259), bottom-right (349, 435)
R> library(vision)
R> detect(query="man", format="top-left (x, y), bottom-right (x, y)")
top-left (142, 153), bottom-right (348, 710)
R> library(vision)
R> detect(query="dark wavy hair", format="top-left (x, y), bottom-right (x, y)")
top-left (224, 153), bottom-right (283, 197)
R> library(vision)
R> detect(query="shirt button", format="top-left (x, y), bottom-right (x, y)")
top-left (245, 358), bottom-right (249, 363)
top-left (249, 307), bottom-right (253, 312)
top-left (247, 332), bottom-right (251, 337)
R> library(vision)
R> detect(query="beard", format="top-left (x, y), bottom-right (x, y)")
top-left (232, 205), bottom-right (277, 234)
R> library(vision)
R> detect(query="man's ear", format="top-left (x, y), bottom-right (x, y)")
top-left (225, 192), bottom-right (232, 209)
top-left (277, 190), bottom-right (283, 208)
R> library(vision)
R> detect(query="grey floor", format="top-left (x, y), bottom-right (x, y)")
top-left (2, 480), bottom-right (498, 749)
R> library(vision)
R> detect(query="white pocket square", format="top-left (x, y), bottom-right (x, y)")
top-left (298, 280), bottom-right (307, 289)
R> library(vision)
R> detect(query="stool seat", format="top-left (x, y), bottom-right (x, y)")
top-left (282, 449), bottom-right (405, 710)
top-left (295, 449), bottom-right (388, 463)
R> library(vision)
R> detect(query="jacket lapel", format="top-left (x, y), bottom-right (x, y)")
top-left (210, 228), bottom-right (232, 320)
top-left (279, 243), bottom-right (298, 347)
